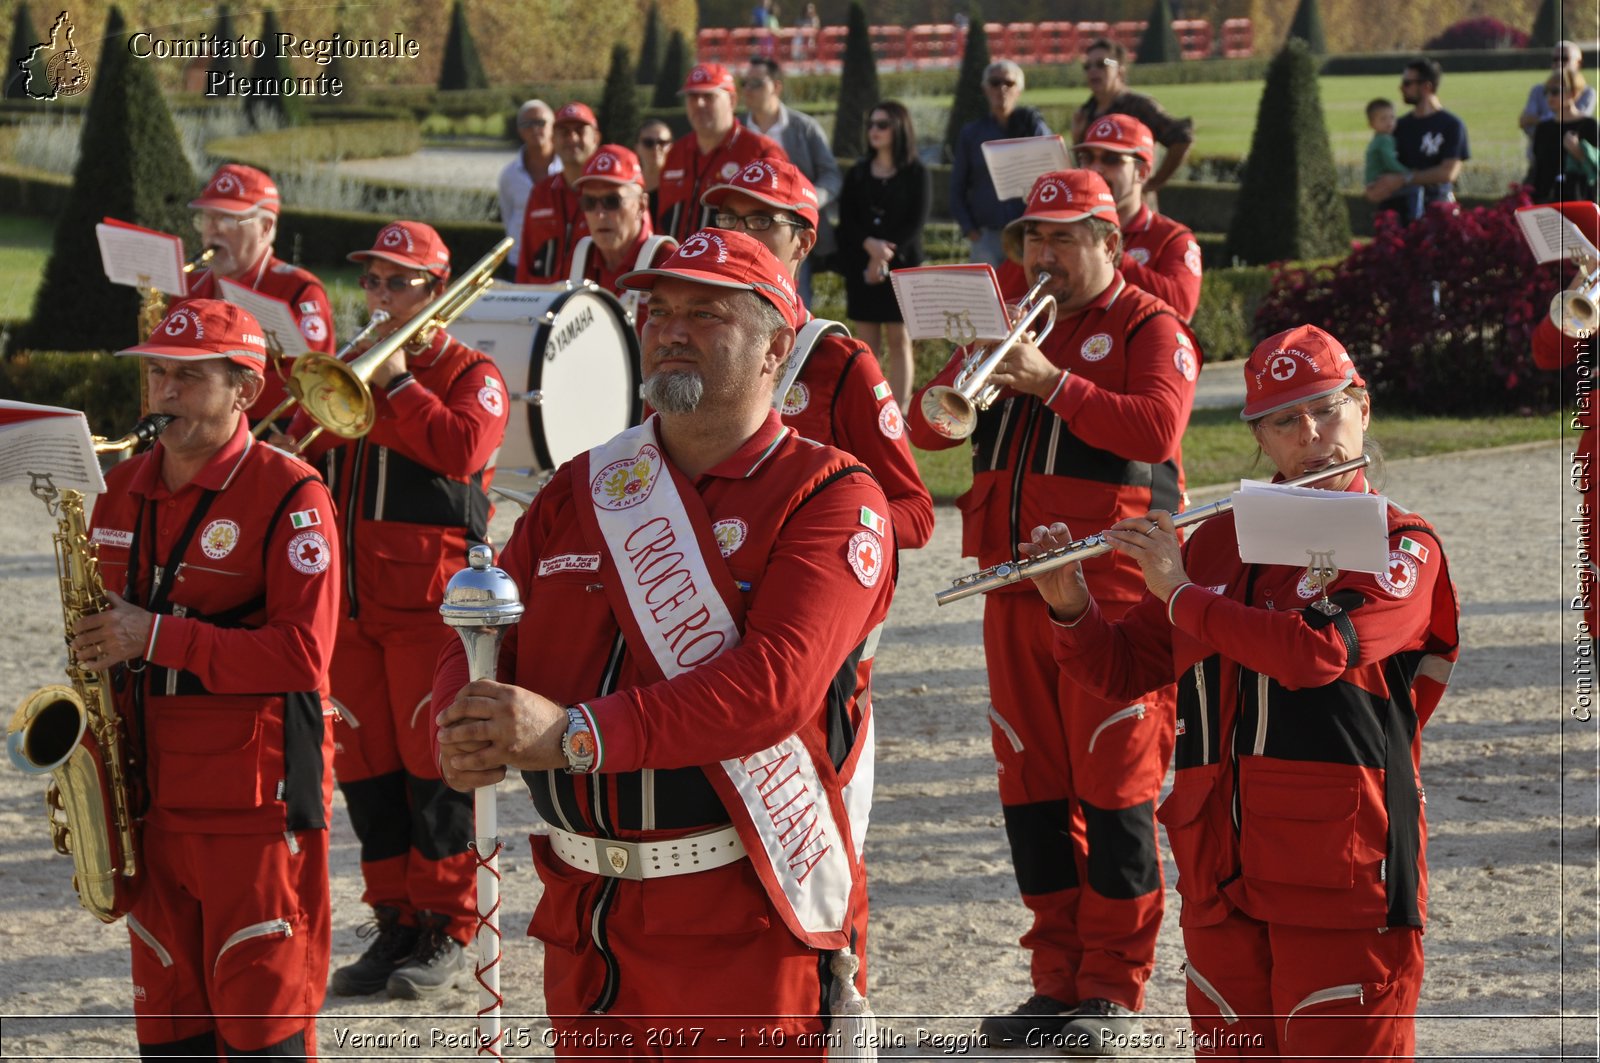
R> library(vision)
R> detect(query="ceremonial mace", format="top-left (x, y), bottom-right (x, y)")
top-left (440, 545), bottom-right (524, 1059)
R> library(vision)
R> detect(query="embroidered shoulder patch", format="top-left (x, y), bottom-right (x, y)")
top-left (287, 531), bottom-right (332, 575)
top-left (847, 531), bottom-right (884, 587)
top-left (1376, 551), bottom-right (1420, 598)
top-left (878, 401), bottom-right (904, 439)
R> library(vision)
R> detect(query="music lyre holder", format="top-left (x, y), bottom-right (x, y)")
top-left (1306, 549), bottom-right (1341, 616)
top-left (944, 309), bottom-right (978, 348)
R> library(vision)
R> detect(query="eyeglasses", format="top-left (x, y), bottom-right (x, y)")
top-left (638, 136), bottom-right (672, 149)
top-left (986, 78), bottom-right (1017, 89)
top-left (192, 211), bottom-right (262, 232)
top-left (713, 210), bottom-right (805, 232)
top-left (517, 118), bottom-right (549, 129)
top-left (1260, 396), bottom-right (1353, 436)
top-left (357, 272), bottom-right (430, 293)
top-left (867, 118), bottom-right (893, 130)
top-left (1082, 57), bottom-right (1119, 71)
top-left (580, 192), bottom-right (632, 212)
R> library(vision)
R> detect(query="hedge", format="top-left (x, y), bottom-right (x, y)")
top-left (208, 120), bottom-right (423, 167)
top-left (0, 351), bottom-right (140, 436)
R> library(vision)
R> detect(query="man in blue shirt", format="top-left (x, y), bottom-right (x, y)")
top-left (950, 59), bottom-right (1052, 267)
top-left (1367, 57), bottom-right (1469, 224)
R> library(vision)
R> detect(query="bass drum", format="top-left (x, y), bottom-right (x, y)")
top-left (451, 282), bottom-right (641, 482)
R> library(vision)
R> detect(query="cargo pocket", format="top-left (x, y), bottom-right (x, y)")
top-left (640, 858), bottom-right (770, 938)
top-left (527, 833), bottom-right (592, 951)
top-left (1239, 766), bottom-right (1360, 890)
top-left (954, 478), bottom-right (995, 560)
top-left (362, 530), bottom-right (451, 615)
top-left (1157, 768), bottom-right (1219, 902)
top-left (151, 696), bottom-right (267, 810)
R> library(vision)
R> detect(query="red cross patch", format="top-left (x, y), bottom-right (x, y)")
top-left (1376, 551), bottom-right (1419, 598)
top-left (847, 531), bottom-right (883, 588)
top-left (287, 530), bottom-right (332, 575)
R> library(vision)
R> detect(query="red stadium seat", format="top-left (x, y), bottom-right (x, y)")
top-left (1222, 18), bottom-right (1254, 58)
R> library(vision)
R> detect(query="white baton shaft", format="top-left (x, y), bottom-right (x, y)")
top-left (473, 786), bottom-right (502, 1059)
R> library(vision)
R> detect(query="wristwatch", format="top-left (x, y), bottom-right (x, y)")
top-left (560, 706), bottom-right (596, 774)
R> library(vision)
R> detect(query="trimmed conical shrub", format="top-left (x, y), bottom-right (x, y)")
top-left (599, 43), bottom-right (639, 146)
top-left (1223, 39), bottom-right (1350, 265)
top-left (5, 1), bottom-right (39, 100)
top-left (652, 29), bottom-right (688, 109)
top-left (831, 1), bottom-right (880, 158)
top-left (942, 8), bottom-right (989, 163)
top-left (438, 0), bottom-right (488, 91)
top-left (15, 6), bottom-right (197, 354)
top-left (207, 4), bottom-right (245, 86)
top-left (637, 2), bottom-right (663, 87)
top-left (245, 10), bottom-right (306, 127)
top-left (1529, 0), bottom-right (1563, 49)
top-left (1137, 0), bottom-right (1183, 65)
top-left (1287, 0), bottom-right (1327, 55)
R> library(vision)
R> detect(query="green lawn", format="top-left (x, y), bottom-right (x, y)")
top-left (0, 214), bottom-right (54, 324)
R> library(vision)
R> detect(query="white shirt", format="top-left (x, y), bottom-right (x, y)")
top-left (497, 149), bottom-right (563, 267)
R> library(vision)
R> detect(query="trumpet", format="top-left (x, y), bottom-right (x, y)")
top-left (250, 310), bottom-right (390, 438)
top-left (919, 272), bottom-right (1058, 441)
top-left (281, 236), bottom-right (513, 452)
top-left (934, 455), bottom-right (1372, 606)
top-left (1551, 253), bottom-right (1599, 339)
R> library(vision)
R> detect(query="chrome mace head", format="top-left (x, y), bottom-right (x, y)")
top-left (440, 545), bottom-right (524, 628)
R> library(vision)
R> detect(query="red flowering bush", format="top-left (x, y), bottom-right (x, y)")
top-left (1257, 190), bottom-right (1568, 413)
top-left (1424, 18), bottom-right (1530, 51)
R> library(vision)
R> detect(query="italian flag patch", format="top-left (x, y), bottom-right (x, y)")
top-left (859, 506), bottom-right (887, 536)
top-left (872, 381), bottom-right (892, 402)
top-left (290, 508), bottom-right (321, 529)
top-left (1398, 536), bottom-right (1429, 563)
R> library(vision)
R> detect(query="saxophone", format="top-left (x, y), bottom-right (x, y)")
top-left (6, 414), bottom-right (171, 923)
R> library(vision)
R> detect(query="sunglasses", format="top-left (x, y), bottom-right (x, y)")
top-left (986, 78), bottom-right (1017, 89)
top-left (580, 193), bottom-right (631, 212)
top-left (357, 272), bottom-right (429, 292)
top-left (1083, 57), bottom-right (1119, 70)
top-left (713, 211), bottom-right (805, 233)
top-left (868, 118), bottom-right (893, 130)
top-left (638, 137), bottom-right (672, 149)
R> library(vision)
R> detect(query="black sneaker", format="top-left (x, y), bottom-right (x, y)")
top-left (329, 906), bottom-right (419, 996)
top-left (1057, 998), bottom-right (1141, 1058)
top-left (978, 994), bottom-right (1076, 1049)
top-left (386, 911), bottom-right (471, 999)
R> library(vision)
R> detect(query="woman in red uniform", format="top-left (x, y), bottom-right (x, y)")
top-left (1028, 325), bottom-right (1460, 1060)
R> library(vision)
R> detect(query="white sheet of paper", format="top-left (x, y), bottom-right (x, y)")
top-left (980, 136), bottom-right (1071, 201)
top-left (890, 265), bottom-right (1011, 342)
top-left (0, 399), bottom-right (107, 494)
top-left (1232, 479), bottom-right (1389, 573)
top-left (1515, 205), bottom-right (1600, 265)
top-left (95, 222), bottom-right (186, 295)
top-left (218, 277), bottom-right (309, 358)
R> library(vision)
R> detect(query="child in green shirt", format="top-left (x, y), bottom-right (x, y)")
top-left (1365, 98), bottom-right (1421, 219)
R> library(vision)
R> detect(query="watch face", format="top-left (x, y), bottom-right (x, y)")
top-left (569, 729), bottom-right (596, 760)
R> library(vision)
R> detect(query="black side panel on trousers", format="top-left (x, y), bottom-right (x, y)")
top-left (1003, 799), bottom-right (1079, 894)
top-left (224, 1030), bottom-right (308, 1058)
top-left (282, 691), bottom-right (327, 831)
top-left (407, 773), bottom-right (474, 860)
top-left (1382, 653), bottom-right (1424, 928)
top-left (1080, 797), bottom-right (1161, 899)
top-left (140, 1032), bottom-right (217, 1059)
top-left (341, 771), bottom-right (410, 862)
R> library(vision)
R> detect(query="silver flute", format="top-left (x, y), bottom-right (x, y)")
top-left (934, 455), bottom-right (1372, 607)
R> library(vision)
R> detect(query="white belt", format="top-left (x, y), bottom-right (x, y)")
top-left (545, 824), bottom-right (746, 881)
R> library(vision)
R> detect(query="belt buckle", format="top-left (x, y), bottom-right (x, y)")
top-left (593, 838), bottom-right (644, 880)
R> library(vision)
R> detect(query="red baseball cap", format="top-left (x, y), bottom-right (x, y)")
top-left (683, 62), bottom-right (736, 95)
top-left (347, 220), bottom-right (452, 278)
top-left (1240, 324), bottom-right (1367, 420)
top-left (118, 299), bottom-right (268, 369)
top-left (1077, 113), bottom-right (1155, 168)
top-left (1017, 170), bottom-right (1119, 224)
top-left (701, 158), bottom-right (820, 229)
top-left (619, 228), bottom-right (801, 328)
top-left (553, 101), bottom-right (599, 129)
top-left (576, 145), bottom-right (646, 190)
top-left (190, 164), bottom-right (280, 216)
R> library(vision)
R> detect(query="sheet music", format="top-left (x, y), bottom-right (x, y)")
top-left (0, 400), bottom-right (107, 494)
top-left (95, 219), bottom-right (186, 294)
top-left (218, 277), bottom-right (310, 358)
top-left (981, 136), bottom-right (1071, 201)
top-left (1515, 204), bottom-right (1600, 264)
top-left (890, 265), bottom-right (1011, 342)
top-left (1233, 479), bottom-right (1388, 573)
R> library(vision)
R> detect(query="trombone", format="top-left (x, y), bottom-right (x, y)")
top-left (250, 310), bottom-right (389, 437)
top-left (270, 237), bottom-right (513, 453)
top-left (918, 272), bottom-right (1058, 441)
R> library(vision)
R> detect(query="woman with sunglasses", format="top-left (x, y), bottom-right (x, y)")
top-left (1070, 38), bottom-right (1194, 208)
top-left (288, 220), bottom-right (511, 1003)
top-left (1531, 68), bottom-right (1599, 204)
top-left (837, 100), bottom-right (930, 405)
top-left (567, 145), bottom-right (678, 331)
top-left (1029, 326), bottom-right (1459, 1060)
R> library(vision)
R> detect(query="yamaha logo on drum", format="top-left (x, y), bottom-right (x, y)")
top-left (546, 304), bottom-right (595, 360)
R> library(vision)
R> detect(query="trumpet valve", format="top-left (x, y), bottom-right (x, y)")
top-left (919, 385), bottom-right (979, 441)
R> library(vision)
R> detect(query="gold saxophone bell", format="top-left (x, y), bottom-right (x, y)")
top-left (1552, 255), bottom-right (1600, 339)
top-left (919, 272), bottom-right (1059, 441)
top-left (281, 237), bottom-right (513, 453)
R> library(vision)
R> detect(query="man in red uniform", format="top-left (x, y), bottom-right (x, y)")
top-left (517, 102), bottom-right (602, 284)
top-left (72, 298), bottom-right (340, 1057)
top-left (434, 230), bottom-right (893, 1049)
top-left (908, 170), bottom-right (1198, 1052)
top-left (291, 221), bottom-right (510, 1000)
top-left (655, 63), bottom-right (787, 244)
top-left (1033, 326), bottom-right (1460, 1060)
top-left (566, 145), bottom-right (678, 329)
top-left (702, 156), bottom-right (934, 551)
top-left (181, 163), bottom-right (337, 424)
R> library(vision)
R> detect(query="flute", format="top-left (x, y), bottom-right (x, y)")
top-left (934, 455), bottom-right (1372, 607)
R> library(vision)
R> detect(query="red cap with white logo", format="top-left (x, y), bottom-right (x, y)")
top-left (347, 220), bottom-right (453, 278)
top-left (701, 158), bottom-right (820, 229)
top-left (1077, 113), bottom-right (1155, 168)
top-left (682, 62), bottom-right (736, 95)
top-left (619, 228), bottom-right (801, 329)
top-left (576, 145), bottom-right (646, 190)
top-left (190, 164), bottom-right (280, 216)
top-left (118, 298), bottom-right (269, 369)
top-left (1240, 324), bottom-right (1367, 420)
top-left (553, 101), bottom-right (599, 129)
top-left (1017, 170), bottom-right (1120, 224)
